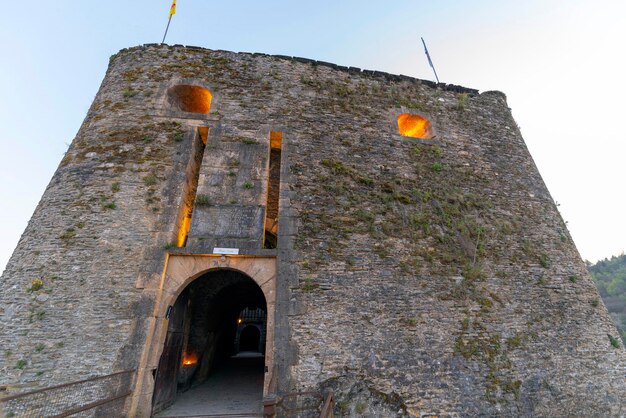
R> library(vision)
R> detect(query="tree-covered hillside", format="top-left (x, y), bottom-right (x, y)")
top-left (588, 254), bottom-right (626, 344)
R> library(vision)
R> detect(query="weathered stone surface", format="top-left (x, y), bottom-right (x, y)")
top-left (0, 44), bottom-right (624, 417)
top-left (189, 205), bottom-right (265, 239)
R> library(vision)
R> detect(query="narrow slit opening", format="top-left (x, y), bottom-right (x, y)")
top-left (264, 131), bottom-right (282, 249)
top-left (175, 127), bottom-right (208, 247)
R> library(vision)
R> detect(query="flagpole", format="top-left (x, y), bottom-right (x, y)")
top-left (421, 37), bottom-right (440, 84)
top-left (162, 16), bottom-right (172, 44)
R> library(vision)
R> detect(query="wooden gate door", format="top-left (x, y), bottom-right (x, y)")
top-left (152, 288), bottom-right (189, 414)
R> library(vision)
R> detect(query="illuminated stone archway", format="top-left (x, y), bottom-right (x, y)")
top-left (130, 254), bottom-right (276, 417)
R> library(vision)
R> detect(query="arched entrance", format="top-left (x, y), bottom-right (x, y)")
top-left (152, 269), bottom-right (267, 416)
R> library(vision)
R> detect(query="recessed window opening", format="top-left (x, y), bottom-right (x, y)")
top-left (397, 113), bottom-right (433, 139)
top-left (264, 132), bottom-right (282, 249)
top-left (175, 127), bottom-right (208, 247)
top-left (168, 85), bottom-right (213, 114)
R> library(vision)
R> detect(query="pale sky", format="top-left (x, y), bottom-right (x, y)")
top-left (1, 1), bottom-right (625, 274)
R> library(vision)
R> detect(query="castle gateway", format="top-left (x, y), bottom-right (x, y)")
top-left (0, 45), bottom-right (624, 417)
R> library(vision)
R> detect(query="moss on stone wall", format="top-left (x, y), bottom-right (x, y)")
top-left (0, 44), bottom-right (623, 417)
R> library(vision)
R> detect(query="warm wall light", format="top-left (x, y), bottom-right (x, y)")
top-left (182, 352), bottom-right (198, 366)
top-left (176, 214), bottom-right (192, 247)
top-left (397, 113), bottom-right (433, 139)
top-left (270, 131), bottom-right (282, 149)
top-left (168, 85), bottom-right (212, 114)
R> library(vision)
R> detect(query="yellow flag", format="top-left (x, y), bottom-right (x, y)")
top-left (169, 0), bottom-right (177, 18)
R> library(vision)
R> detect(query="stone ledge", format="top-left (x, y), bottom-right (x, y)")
top-left (113, 44), bottom-right (481, 96)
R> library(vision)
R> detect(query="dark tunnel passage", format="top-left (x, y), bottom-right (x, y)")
top-left (239, 325), bottom-right (262, 352)
top-left (152, 269), bottom-right (267, 413)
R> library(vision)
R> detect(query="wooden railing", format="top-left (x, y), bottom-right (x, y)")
top-left (0, 370), bottom-right (135, 418)
top-left (319, 391), bottom-right (334, 418)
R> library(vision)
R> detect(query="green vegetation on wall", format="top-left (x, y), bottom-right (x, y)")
top-left (589, 254), bottom-right (626, 344)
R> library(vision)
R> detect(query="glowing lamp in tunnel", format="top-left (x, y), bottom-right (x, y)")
top-left (397, 113), bottom-right (433, 139)
top-left (182, 352), bottom-right (198, 366)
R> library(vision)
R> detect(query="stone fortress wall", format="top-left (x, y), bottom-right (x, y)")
top-left (0, 44), bottom-right (624, 417)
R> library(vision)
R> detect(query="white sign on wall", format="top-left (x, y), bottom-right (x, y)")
top-left (213, 247), bottom-right (240, 255)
